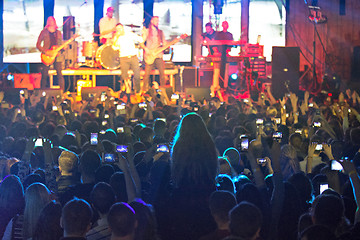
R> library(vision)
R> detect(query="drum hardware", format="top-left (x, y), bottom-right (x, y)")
top-left (79, 41), bottom-right (98, 68)
top-left (125, 24), bottom-right (141, 28)
top-left (95, 44), bottom-right (121, 70)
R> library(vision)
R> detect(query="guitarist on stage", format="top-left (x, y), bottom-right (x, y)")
top-left (141, 16), bottom-right (167, 92)
top-left (36, 16), bottom-right (65, 90)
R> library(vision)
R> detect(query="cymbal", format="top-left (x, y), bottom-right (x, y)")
top-left (125, 24), bottom-right (141, 28)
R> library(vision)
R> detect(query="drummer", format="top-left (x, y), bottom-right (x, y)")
top-left (112, 23), bottom-right (144, 94)
top-left (99, 7), bottom-right (117, 44)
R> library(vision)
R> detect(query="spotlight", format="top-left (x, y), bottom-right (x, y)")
top-left (230, 73), bottom-right (238, 80)
top-left (228, 73), bottom-right (239, 90)
top-left (7, 73), bottom-right (14, 81)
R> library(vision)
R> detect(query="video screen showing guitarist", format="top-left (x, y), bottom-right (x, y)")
top-left (141, 16), bottom-right (167, 91)
top-left (36, 16), bottom-right (65, 90)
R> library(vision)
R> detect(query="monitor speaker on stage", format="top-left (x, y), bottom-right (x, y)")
top-left (63, 16), bottom-right (75, 40)
top-left (271, 47), bottom-right (300, 99)
top-left (185, 87), bottom-right (212, 102)
top-left (81, 87), bottom-right (109, 101)
top-left (33, 89), bottom-right (63, 103)
top-left (3, 88), bottom-right (25, 105)
top-left (160, 86), bottom-right (174, 100)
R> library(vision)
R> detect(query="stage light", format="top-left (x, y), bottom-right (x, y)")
top-left (230, 73), bottom-right (238, 80)
top-left (228, 73), bottom-right (239, 90)
top-left (7, 74), bottom-right (14, 81)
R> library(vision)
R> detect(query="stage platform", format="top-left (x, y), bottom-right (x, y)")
top-left (48, 67), bottom-right (179, 91)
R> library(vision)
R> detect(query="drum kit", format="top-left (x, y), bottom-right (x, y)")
top-left (79, 24), bottom-right (141, 70)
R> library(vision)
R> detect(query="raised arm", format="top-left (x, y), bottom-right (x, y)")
top-left (116, 152), bottom-right (138, 202)
top-left (340, 159), bottom-right (360, 223)
top-left (268, 141), bottom-right (284, 240)
top-left (305, 142), bottom-right (317, 174)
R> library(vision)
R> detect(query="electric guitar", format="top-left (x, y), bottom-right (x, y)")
top-left (41, 34), bottom-right (79, 66)
top-left (144, 34), bottom-right (188, 65)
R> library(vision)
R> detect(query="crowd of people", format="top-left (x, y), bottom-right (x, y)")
top-left (0, 84), bottom-right (360, 240)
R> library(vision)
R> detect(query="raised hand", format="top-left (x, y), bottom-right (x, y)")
top-left (339, 92), bottom-right (345, 103)
top-left (346, 89), bottom-right (352, 99)
top-left (304, 91), bottom-right (309, 102)
top-left (323, 144), bottom-right (334, 160)
top-left (308, 142), bottom-right (317, 157)
top-left (279, 96), bottom-right (287, 108)
top-left (289, 92), bottom-right (298, 106)
top-left (339, 158), bottom-right (357, 175)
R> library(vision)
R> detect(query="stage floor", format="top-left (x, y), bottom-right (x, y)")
top-left (48, 67), bottom-right (179, 91)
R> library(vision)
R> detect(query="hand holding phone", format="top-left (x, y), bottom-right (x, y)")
top-left (256, 118), bottom-right (264, 125)
top-left (240, 138), bottom-right (249, 151)
top-left (116, 145), bottom-right (128, 153)
top-left (104, 153), bottom-right (116, 163)
top-left (319, 183), bottom-right (328, 194)
top-left (315, 144), bottom-right (323, 151)
top-left (156, 144), bottom-right (169, 153)
top-left (331, 160), bottom-right (343, 171)
top-left (313, 122), bottom-right (321, 127)
top-left (272, 132), bottom-right (282, 139)
top-left (257, 158), bottom-right (266, 164)
top-left (90, 133), bottom-right (98, 145)
top-left (34, 138), bottom-right (43, 147)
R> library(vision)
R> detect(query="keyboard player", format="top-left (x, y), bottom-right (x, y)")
top-left (215, 21), bottom-right (233, 83)
top-left (201, 22), bottom-right (216, 55)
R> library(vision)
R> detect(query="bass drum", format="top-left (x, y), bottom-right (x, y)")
top-left (95, 44), bottom-right (120, 69)
top-left (82, 41), bottom-right (98, 58)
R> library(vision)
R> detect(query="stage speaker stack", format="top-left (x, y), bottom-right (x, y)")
top-left (178, 66), bottom-right (197, 91)
top-left (63, 16), bottom-right (77, 69)
top-left (185, 87), bottom-right (212, 102)
top-left (198, 68), bottom-right (213, 88)
top-left (271, 47), bottom-right (300, 99)
top-left (63, 16), bottom-right (75, 40)
top-left (351, 46), bottom-right (360, 82)
top-left (64, 41), bottom-right (78, 69)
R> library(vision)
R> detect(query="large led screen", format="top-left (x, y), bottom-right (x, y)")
top-left (3, 0), bottom-right (192, 63)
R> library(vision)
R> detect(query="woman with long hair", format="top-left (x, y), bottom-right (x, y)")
top-left (22, 183), bottom-right (52, 239)
top-left (32, 201), bottom-right (63, 240)
top-left (0, 175), bottom-right (24, 239)
top-left (2, 182), bottom-right (51, 240)
top-left (158, 113), bottom-right (218, 240)
top-left (171, 112), bottom-right (219, 187)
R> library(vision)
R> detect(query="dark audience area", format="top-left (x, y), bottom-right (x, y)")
top-left (1, 86), bottom-right (360, 240)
